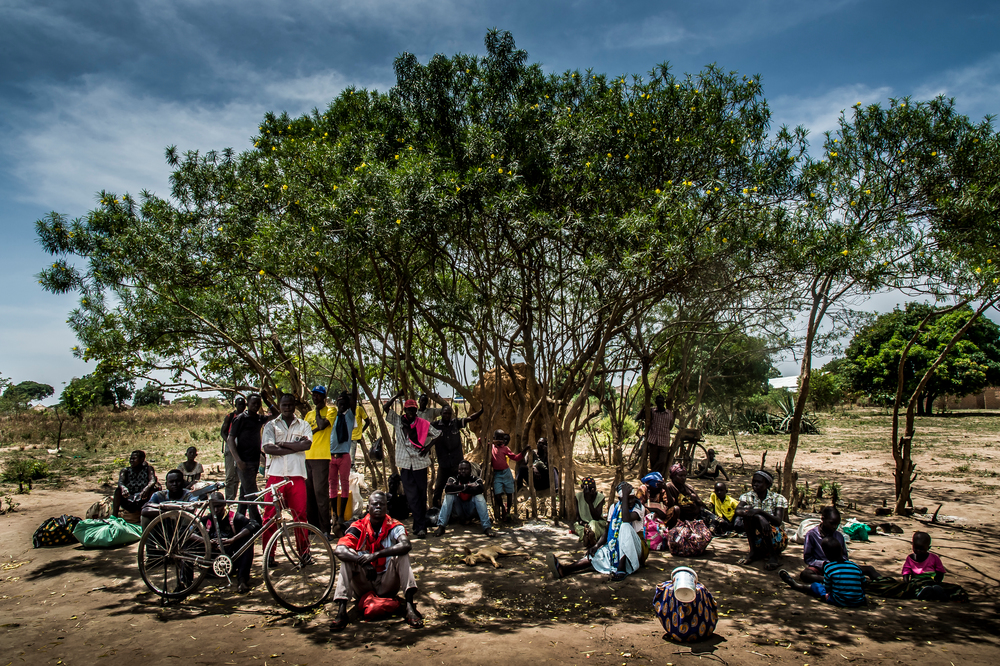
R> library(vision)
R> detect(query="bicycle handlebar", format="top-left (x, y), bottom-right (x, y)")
top-left (244, 478), bottom-right (292, 499)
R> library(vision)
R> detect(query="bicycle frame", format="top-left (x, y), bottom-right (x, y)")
top-left (154, 478), bottom-right (294, 569)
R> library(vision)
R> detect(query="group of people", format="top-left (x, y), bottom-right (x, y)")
top-left (116, 388), bottom-right (970, 638)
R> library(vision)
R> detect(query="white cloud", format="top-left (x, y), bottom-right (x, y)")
top-left (770, 83), bottom-right (893, 141)
top-left (3, 67), bottom-right (388, 213)
top-left (914, 52), bottom-right (1000, 122)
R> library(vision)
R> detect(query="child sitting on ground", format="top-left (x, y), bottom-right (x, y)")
top-left (709, 481), bottom-right (741, 535)
top-left (902, 531), bottom-right (945, 583)
top-left (693, 449), bottom-right (729, 481)
top-left (779, 536), bottom-right (881, 607)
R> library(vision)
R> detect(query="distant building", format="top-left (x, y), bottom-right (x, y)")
top-left (937, 388), bottom-right (1000, 410)
top-left (768, 376), bottom-right (799, 391)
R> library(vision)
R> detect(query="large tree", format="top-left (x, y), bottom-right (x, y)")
top-left (840, 303), bottom-right (1000, 413)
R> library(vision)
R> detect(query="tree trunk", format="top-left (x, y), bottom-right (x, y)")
top-left (894, 296), bottom-right (997, 512)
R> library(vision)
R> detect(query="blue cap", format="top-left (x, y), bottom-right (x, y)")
top-left (311, 385), bottom-right (327, 395)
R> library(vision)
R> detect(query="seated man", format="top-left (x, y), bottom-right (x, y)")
top-left (141, 469), bottom-right (196, 528)
top-left (547, 482), bottom-right (648, 582)
top-left (434, 460), bottom-right (494, 538)
top-left (799, 506), bottom-right (847, 584)
top-left (331, 491), bottom-right (423, 631)
top-left (201, 492), bottom-right (259, 593)
top-left (693, 449), bottom-right (729, 481)
top-left (780, 536), bottom-right (881, 607)
top-left (113, 450), bottom-right (159, 519)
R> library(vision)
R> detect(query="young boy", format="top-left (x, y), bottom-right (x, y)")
top-left (490, 429), bottom-right (528, 522)
top-left (694, 449), bottom-right (730, 481)
top-left (709, 481), bottom-right (741, 535)
top-left (780, 537), bottom-right (880, 607)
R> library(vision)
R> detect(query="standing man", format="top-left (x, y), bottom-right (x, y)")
top-left (417, 393), bottom-right (443, 422)
top-left (220, 397), bottom-right (246, 501)
top-left (260, 393), bottom-right (313, 559)
top-left (429, 403), bottom-right (483, 508)
top-left (303, 386), bottom-right (332, 537)
top-left (226, 392), bottom-right (278, 524)
top-left (330, 373), bottom-right (359, 534)
top-left (636, 395), bottom-right (675, 476)
top-left (383, 391), bottom-right (440, 539)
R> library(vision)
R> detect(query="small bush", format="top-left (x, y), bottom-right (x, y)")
top-left (1, 456), bottom-right (49, 493)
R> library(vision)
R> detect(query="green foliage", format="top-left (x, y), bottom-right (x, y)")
top-left (1, 456), bottom-right (49, 493)
top-left (839, 303), bottom-right (1000, 409)
top-left (174, 394), bottom-right (203, 408)
top-left (60, 374), bottom-right (112, 419)
top-left (807, 369), bottom-right (845, 411)
top-left (133, 382), bottom-right (163, 406)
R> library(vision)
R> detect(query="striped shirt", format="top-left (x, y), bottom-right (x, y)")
top-left (823, 560), bottom-right (867, 607)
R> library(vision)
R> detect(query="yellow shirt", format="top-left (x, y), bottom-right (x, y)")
top-left (303, 406), bottom-right (332, 460)
top-left (351, 404), bottom-right (368, 440)
top-left (710, 492), bottom-right (738, 522)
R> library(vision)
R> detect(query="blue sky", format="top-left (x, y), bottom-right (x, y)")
top-left (2, 0), bottom-right (999, 394)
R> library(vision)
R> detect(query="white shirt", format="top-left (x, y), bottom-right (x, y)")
top-left (261, 415), bottom-right (311, 478)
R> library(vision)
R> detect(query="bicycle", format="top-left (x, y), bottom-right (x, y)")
top-left (137, 479), bottom-right (336, 611)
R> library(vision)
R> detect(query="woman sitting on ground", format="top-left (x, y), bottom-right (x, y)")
top-left (548, 482), bottom-right (648, 582)
top-left (736, 469), bottom-right (788, 571)
top-left (662, 464), bottom-right (713, 556)
top-left (573, 476), bottom-right (607, 548)
top-left (636, 471), bottom-right (672, 551)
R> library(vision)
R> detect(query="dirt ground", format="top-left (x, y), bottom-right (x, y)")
top-left (2, 410), bottom-right (999, 666)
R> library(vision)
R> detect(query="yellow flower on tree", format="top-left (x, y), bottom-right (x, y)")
top-left (841, 250), bottom-right (849, 256)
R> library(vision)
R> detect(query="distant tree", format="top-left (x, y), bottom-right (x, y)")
top-left (60, 374), bottom-right (112, 419)
top-left (806, 368), bottom-right (844, 412)
top-left (133, 382), bottom-right (163, 407)
top-left (1, 381), bottom-right (55, 411)
top-left (840, 303), bottom-right (1000, 414)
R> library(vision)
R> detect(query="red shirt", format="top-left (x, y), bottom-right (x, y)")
top-left (491, 443), bottom-right (526, 471)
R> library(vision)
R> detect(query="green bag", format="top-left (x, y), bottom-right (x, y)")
top-left (72, 515), bottom-right (143, 548)
top-left (842, 520), bottom-right (870, 542)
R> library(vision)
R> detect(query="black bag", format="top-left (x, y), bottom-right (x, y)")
top-left (32, 514), bottom-right (82, 548)
top-left (369, 436), bottom-right (384, 462)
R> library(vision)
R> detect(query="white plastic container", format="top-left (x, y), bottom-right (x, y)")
top-left (671, 566), bottom-right (698, 603)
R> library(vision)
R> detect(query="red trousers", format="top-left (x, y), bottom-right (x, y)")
top-left (262, 475), bottom-right (309, 556)
top-left (328, 454), bottom-right (351, 499)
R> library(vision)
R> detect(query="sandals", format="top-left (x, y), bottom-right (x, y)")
top-left (609, 571), bottom-right (628, 583)
top-left (764, 559), bottom-right (781, 571)
top-left (778, 569), bottom-right (793, 586)
top-left (546, 553), bottom-right (563, 580)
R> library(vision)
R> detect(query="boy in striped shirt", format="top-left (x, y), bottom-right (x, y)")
top-left (780, 536), bottom-right (881, 607)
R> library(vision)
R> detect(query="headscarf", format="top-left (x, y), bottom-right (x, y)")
top-left (580, 476), bottom-right (597, 493)
top-left (641, 471), bottom-right (664, 488)
top-left (669, 463), bottom-right (686, 478)
top-left (753, 469), bottom-right (774, 487)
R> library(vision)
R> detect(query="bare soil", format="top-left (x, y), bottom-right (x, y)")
top-left (2, 409), bottom-right (999, 666)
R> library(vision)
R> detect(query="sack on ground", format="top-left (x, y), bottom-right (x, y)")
top-left (667, 519), bottom-right (713, 557)
top-left (72, 515), bottom-right (143, 548)
top-left (86, 496), bottom-right (113, 520)
top-left (32, 515), bottom-right (82, 548)
top-left (359, 591), bottom-right (403, 619)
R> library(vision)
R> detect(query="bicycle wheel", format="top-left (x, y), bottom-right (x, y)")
top-left (138, 510), bottom-right (210, 599)
top-left (685, 442), bottom-right (709, 475)
top-left (263, 522), bottom-right (335, 612)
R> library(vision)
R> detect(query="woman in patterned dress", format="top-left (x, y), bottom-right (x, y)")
top-left (735, 470), bottom-right (788, 571)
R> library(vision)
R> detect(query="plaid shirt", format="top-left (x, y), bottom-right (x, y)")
top-left (385, 410), bottom-right (440, 470)
top-left (738, 490), bottom-right (788, 517)
top-left (646, 408), bottom-right (675, 447)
